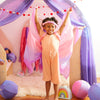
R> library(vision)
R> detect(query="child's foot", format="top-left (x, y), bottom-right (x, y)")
top-left (44, 96), bottom-right (49, 100)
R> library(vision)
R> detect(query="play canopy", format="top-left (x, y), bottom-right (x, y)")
top-left (0, 0), bottom-right (96, 85)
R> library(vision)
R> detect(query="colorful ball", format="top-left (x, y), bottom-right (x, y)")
top-left (58, 85), bottom-right (72, 99)
top-left (0, 80), bottom-right (18, 99)
top-left (88, 83), bottom-right (100, 100)
top-left (72, 80), bottom-right (90, 99)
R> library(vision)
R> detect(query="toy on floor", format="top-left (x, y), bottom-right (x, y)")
top-left (58, 85), bottom-right (72, 99)
top-left (0, 80), bottom-right (18, 99)
top-left (4, 48), bottom-right (17, 63)
top-left (88, 83), bottom-right (100, 100)
top-left (72, 80), bottom-right (90, 99)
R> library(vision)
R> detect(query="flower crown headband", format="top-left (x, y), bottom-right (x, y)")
top-left (42, 21), bottom-right (58, 26)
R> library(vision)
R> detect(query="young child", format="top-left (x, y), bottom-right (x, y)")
top-left (35, 8), bottom-right (72, 100)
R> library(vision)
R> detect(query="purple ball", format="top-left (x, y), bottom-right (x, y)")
top-left (0, 80), bottom-right (18, 99)
top-left (88, 83), bottom-right (100, 100)
top-left (72, 80), bottom-right (90, 99)
top-left (7, 53), bottom-right (17, 63)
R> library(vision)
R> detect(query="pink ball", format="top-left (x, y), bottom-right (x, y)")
top-left (72, 80), bottom-right (90, 99)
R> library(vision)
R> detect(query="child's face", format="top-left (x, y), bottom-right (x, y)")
top-left (43, 23), bottom-right (56, 35)
top-left (5, 50), bottom-right (9, 54)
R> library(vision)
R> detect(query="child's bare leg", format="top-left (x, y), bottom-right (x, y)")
top-left (53, 84), bottom-right (58, 100)
top-left (45, 81), bottom-right (51, 100)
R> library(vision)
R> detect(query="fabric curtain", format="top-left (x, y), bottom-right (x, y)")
top-left (0, 0), bottom-right (34, 26)
top-left (81, 27), bottom-right (97, 85)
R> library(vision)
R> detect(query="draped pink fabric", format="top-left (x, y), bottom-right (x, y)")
top-left (20, 27), bottom-right (27, 73)
top-left (24, 9), bottom-right (74, 78)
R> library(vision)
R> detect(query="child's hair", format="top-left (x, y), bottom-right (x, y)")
top-left (42, 17), bottom-right (58, 24)
top-left (4, 48), bottom-right (11, 53)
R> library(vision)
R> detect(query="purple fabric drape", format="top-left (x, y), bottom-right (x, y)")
top-left (44, 0), bottom-right (97, 85)
top-left (44, 0), bottom-right (64, 18)
top-left (81, 27), bottom-right (97, 85)
top-left (0, 0), bottom-right (34, 26)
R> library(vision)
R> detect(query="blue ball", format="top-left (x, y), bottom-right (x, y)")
top-left (88, 83), bottom-right (100, 100)
top-left (0, 80), bottom-right (18, 99)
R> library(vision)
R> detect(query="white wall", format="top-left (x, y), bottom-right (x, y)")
top-left (75, 0), bottom-right (100, 77)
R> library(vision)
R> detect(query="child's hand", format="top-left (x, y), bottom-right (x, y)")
top-left (35, 6), bottom-right (38, 11)
top-left (8, 60), bottom-right (11, 62)
top-left (68, 7), bottom-right (72, 13)
top-left (69, 7), bottom-right (72, 11)
top-left (35, 7), bottom-right (38, 16)
top-left (79, 26), bottom-right (86, 30)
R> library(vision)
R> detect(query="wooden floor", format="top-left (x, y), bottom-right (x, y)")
top-left (0, 78), bottom-right (100, 100)
top-left (0, 95), bottom-right (90, 100)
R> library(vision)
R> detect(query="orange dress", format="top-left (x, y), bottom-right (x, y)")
top-left (40, 30), bottom-right (60, 84)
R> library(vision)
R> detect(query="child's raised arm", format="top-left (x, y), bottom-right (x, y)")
top-left (59, 8), bottom-right (72, 35)
top-left (35, 8), bottom-right (41, 35)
